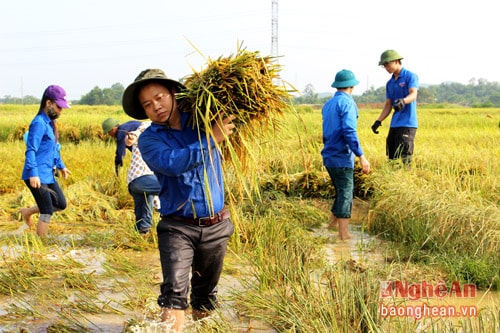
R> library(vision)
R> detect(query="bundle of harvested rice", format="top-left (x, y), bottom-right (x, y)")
top-left (178, 46), bottom-right (295, 164)
top-left (177, 45), bottom-right (296, 199)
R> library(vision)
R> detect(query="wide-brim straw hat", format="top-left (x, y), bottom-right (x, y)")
top-left (122, 69), bottom-right (186, 120)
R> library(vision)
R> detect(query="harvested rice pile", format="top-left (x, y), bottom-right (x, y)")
top-left (260, 170), bottom-right (335, 199)
top-left (259, 163), bottom-right (372, 199)
top-left (178, 46), bottom-right (294, 164)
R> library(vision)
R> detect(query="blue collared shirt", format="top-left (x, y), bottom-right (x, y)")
top-left (22, 111), bottom-right (64, 184)
top-left (321, 91), bottom-right (364, 169)
top-left (138, 112), bottom-right (225, 218)
top-left (386, 67), bottom-right (419, 128)
top-left (114, 120), bottom-right (141, 167)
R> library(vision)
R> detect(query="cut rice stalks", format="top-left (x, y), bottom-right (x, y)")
top-left (178, 45), bottom-right (296, 198)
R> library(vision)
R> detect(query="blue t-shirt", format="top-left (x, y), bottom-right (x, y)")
top-left (386, 67), bottom-right (419, 128)
top-left (138, 112), bottom-right (225, 218)
top-left (321, 91), bottom-right (364, 169)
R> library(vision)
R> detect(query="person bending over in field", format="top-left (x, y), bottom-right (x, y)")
top-left (20, 85), bottom-right (71, 236)
top-left (101, 117), bottom-right (141, 176)
top-left (123, 120), bottom-right (161, 235)
top-left (102, 117), bottom-right (160, 235)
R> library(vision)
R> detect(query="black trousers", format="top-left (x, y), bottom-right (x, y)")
top-left (156, 216), bottom-right (234, 311)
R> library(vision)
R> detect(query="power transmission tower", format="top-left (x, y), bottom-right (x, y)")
top-left (271, 0), bottom-right (278, 60)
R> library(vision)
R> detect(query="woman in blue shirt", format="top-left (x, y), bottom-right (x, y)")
top-left (20, 85), bottom-right (71, 236)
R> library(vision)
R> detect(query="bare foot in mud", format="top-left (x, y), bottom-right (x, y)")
top-left (19, 208), bottom-right (33, 228)
top-left (327, 214), bottom-right (338, 230)
top-left (338, 234), bottom-right (351, 241)
top-left (327, 221), bottom-right (338, 230)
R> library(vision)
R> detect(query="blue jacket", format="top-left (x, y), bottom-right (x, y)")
top-left (321, 91), bottom-right (364, 169)
top-left (22, 111), bottom-right (65, 184)
top-left (114, 121), bottom-right (141, 167)
top-left (386, 67), bottom-right (419, 128)
top-left (138, 112), bottom-right (225, 218)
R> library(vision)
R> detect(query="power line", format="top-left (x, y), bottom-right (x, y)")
top-left (271, 0), bottom-right (278, 60)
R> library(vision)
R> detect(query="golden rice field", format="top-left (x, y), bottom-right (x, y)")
top-left (0, 103), bottom-right (498, 332)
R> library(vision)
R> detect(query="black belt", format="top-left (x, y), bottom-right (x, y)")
top-left (162, 209), bottom-right (230, 226)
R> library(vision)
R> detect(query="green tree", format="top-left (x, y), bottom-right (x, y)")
top-left (303, 84), bottom-right (318, 104)
top-left (103, 83), bottom-right (124, 105)
top-left (417, 87), bottom-right (435, 103)
top-left (1, 95), bottom-right (39, 104)
top-left (80, 86), bottom-right (104, 105)
top-left (78, 83), bottom-right (124, 105)
top-left (294, 83), bottom-right (319, 104)
top-left (488, 92), bottom-right (500, 106)
top-left (356, 86), bottom-right (385, 104)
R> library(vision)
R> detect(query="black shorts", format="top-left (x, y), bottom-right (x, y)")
top-left (24, 180), bottom-right (66, 216)
top-left (386, 127), bottom-right (417, 163)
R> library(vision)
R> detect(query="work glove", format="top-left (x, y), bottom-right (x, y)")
top-left (371, 120), bottom-right (382, 134)
top-left (393, 98), bottom-right (405, 112)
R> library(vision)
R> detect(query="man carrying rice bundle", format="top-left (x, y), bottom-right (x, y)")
top-left (122, 68), bottom-right (236, 332)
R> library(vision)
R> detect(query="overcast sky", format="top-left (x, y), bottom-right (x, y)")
top-left (1, 0), bottom-right (498, 100)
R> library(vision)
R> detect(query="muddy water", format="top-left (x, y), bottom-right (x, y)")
top-left (321, 224), bottom-right (386, 264)
top-left (315, 197), bottom-right (499, 328)
top-left (0, 247), bottom-right (141, 332)
top-left (0, 245), bottom-right (274, 333)
top-left (320, 222), bottom-right (499, 315)
top-left (315, 197), bottom-right (386, 265)
top-left (0, 198), bottom-right (497, 332)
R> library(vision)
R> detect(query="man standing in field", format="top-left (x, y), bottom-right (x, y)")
top-left (122, 69), bottom-right (236, 331)
top-left (371, 50), bottom-right (419, 165)
top-left (322, 69), bottom-right (370, 240)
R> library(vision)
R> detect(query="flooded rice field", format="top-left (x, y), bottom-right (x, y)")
top-left (0, 198), bottom-right (498, 332)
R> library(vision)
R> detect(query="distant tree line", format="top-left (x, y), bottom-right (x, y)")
top-left (2, 78), bottom-right (500, 107)
top-left (294, 78), bottom-right (500, 107)
top-left (77, 83), bottom-right (125, 105)
top-left (0, 83), bottom-right (125, 106)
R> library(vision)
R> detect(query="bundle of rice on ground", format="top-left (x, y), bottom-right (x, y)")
top-left (178, 46), bottom-right (294, 167)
